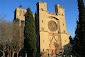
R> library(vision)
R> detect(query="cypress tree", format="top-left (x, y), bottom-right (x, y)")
top-left (72, 20), bottom-right (80, 57)
top-left (69, 36), bottom-right (73, 44)
top-left (24, 8), bottom-right (37, 57)
top-left (72, 0), bottom-right (85, 56)
top-left (77, 0), bottom-right (85, 56)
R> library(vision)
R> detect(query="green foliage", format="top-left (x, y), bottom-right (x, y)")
top-left (69, 36), bottom-right (73, 44)
top-left (72, 20), bottom-right (80, 57)
top-left (35, 13), bottom-right (40, 54)
top-left (78, 0), bottom-right (85, 56)
top-left (24, 8), bottom-right (37, 57)
top-left (72, 0), bottom-right (85, 57)
top-left (78, 0), bottom-right (85, 42)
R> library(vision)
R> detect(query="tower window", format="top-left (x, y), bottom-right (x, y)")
top-left (42, 20), bottom-right (43, 23)
top-left (65, 40), bottom-right (66, 42)
top-left (43, 49), bottom-right (44, 52)
top-left (64, 30), bottom-right (65, 33)
top-left (41, 8), bottom-right (43, 11)
top-left (63, 24), bottom-right (64, 26)
top-left (62, 14), bottom-right (64, 16)
top-left (43, 40), bottom-right (44, 43)
top-left (23, 11), bottom-right (24, 12)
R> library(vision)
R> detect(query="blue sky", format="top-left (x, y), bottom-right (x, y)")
top-left (0, 0), bottom-right (85, 38)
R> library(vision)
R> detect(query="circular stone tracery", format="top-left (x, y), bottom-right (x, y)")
top-left (48, 21), bottom-right (57, 32)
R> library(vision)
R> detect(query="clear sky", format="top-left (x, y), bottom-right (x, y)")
top-left (0, 0), bottom-right (85, 38)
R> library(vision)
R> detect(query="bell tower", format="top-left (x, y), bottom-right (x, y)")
top-left (36, 1), bottom-right (47, 12)
top-left (55, 4), bottom-right (65, 16)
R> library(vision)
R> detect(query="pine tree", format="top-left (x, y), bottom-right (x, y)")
top-left (24, 8), bottom-right (37, 57)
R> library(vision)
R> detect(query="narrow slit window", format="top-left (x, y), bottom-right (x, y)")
top-left (63, 24), bottom-right (64, 26)
top-left (43, 49), bottom-right (44, 52)
top-left (42, 20), bottom-right (43, 23)
top-left (43, 40), bottom-right (44, 43)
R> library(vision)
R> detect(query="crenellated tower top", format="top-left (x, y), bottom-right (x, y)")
top-left (55, 4), bottom-right (65, 16)
top-left (36, 1), bottom-right (47, 12)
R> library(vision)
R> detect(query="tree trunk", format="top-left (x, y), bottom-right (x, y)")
top-left (9, 52), bottom-right (11, 57)
top-left (12, 52), bottom-right (15, 57)
top-left (3, 52), bottom-right (5, 57)
top-left (17, 52), bottom-right (19, 57)
top-left (7, 54), bottom-right (9, 57)
top-left (25, 53), bottom-right (27, 57)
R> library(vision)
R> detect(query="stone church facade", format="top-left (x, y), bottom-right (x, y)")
top-left (13, 1), bottom-right (70, 56)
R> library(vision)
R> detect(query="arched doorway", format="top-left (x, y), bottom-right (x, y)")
top-left (50, 42), bottom-right (59, 56)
